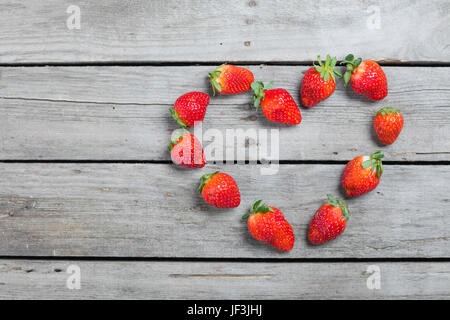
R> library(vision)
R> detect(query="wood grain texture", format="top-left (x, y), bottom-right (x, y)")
top-left (0, 0), bottom-right (448, 63)
top-left (1, 0), bottom-right (448, 300)
top-left (0, 163), bottom-right (449, 258)
top-left (0, 66), bottom-right (449, 161)
top-left (1, 259), bottom-right (449, 299)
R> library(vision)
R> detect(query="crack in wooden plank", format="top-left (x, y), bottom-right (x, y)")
top-left (415, 152), bottom-right (450, 155)
top-left (0, 96), bottom-right (156, 106)
top-left (401, 237), bottom-right (450, 243)
top-left (367, 245), bottom-right (398, 251)
top-left (0, 96), bottom-right (250, 107)
top-left (169, 274), bottom-right (274, 279)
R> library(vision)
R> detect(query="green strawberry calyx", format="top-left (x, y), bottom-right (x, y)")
top-left (327, 194), bottom-right (349, 220)
top-left (169, 108), bottom-right (187, 128)
top-left (375, 107), bottom-right (401, 116)
top-left (251, 81), bottom-right (273, 109)
top-left (208, 64), bottom-right (225, 96)
top-left (341, 53), bottom-right (363, 86)
top-left (197, 171), bottom-right (219, 194)
top-left (167, 130), bottom-right (187, 152)
top-left (361, 150), bottom-right (384, 179)
top-left (242, 199), bottom-right (274, 220)
top-left (313, 54), bottom-right (342, 83)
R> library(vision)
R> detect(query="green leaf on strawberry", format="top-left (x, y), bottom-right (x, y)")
top-left (327, 194), bottom-right (349, 220)
top-left (341, 53), bottom-right (363, 86)
top-left (169, 108), bottom-right (187, 128)
top-left (251, 81), bottom-right (273, 109)
top-left (168, 130), bottom-right (187, 152)
top-left (198, 171), bottom-right (219, 194)
top-left (361, 150), bottom-right (384, 179)
top-left (242, 199), bottom-right (274, 220)
top-left (313, 55), bottom-right (342, 83)
top-left (208, 65), bottom-right (225, 95)
top-left (375, 107), bottom-right (401, 116)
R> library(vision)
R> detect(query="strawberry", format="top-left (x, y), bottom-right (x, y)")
top-left (208, 64), bottom-right (254, 95)
top-left (342, 150), bottom-right (384, 197)
top-left (168, 131), bottom-right (206, 168)
top-left (373, 107), bottom-right (404, 145)
top-left (308, 194), bottom-right (349, 245)
top-left (341, 54), bottom-right (388, 100)
top-left (198, 172), bottom-right (241, 208)
top-left (169, 92), bottom-right (210, 127)
top-left (251, 81), bottom-right (302, 125)
top-left (300, 55), bottom-right (342, 107)
top-left (242, 200), bottom-right (295, 252)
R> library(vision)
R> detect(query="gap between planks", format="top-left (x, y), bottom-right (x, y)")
top-left (0, 160), bottom-right (449, 165)
top-left (1, 256), bottom-right (450, 263)
top-left (0, 61), bottom-right (450, 68)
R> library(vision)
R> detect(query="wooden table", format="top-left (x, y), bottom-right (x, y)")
top-left (0, 0), bottom-right (449, 299)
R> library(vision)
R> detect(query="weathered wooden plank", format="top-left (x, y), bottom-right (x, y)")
top-left (2, 66), bottom-right (449, 106)
top-left (0, 66), bottom-right (449, 161)
top-left (0, 163), bottom-right (449, 258)
top-left (0, 0), bottom-right (448, 63)
top-left (1, 260), bottom-right (449, 299)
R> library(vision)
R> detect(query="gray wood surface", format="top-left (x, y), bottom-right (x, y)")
top-left (0, 163), bottom-right (449, 258)
top-left (0, 66), bottom-right (449, 161)
top-left (0, 0), bottom-right (448, 63)
top-left (1, 259), bottom-right (449, 299)
top-left (1, 0), bottom-right (449, 300)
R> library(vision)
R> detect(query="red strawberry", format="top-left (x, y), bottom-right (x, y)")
top-left (251, 81), bottom-right (302, 125)
top-left (308, 194), bottom-right (349, 245)
top-left (342, 150), bottom-right (384, 197)
top-left (170, 92), bottom-right (209, 127)
top-left (341, 54), bottom-right (388, 100)
top-left (208, 64), bottom-right (254, 95)
top-left (198, 172), bottom-right (241, 208)
top-left (300, 55), bottom-right (342, 107)
top-left (373, 107), bottom-right (404, 145)
top-left (168, 131), bottom-right (206, 168)
top-left (242, 200), bottom-right (295, 252)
